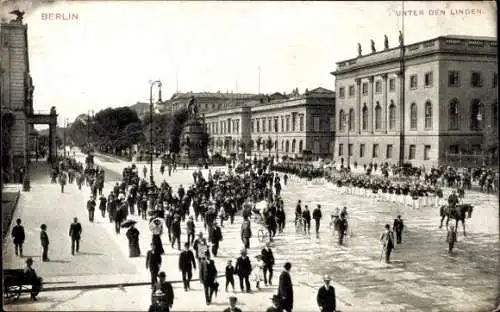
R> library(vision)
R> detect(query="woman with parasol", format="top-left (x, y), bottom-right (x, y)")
top-left (149, 217), bottom-right (165, 254)
top-left (125, 222), bottom-right (141, 257)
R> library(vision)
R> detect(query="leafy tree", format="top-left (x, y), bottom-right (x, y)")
top-left (166, 108), bottom-right (189, 153)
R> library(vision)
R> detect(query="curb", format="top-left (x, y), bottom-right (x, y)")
top-left (1, 189), bottom-right (21, 239)
top-left (41, 274), bottom-right (226, 292)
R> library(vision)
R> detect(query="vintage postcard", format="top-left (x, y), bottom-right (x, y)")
top-left (1, 1), bottom-right (498, 311)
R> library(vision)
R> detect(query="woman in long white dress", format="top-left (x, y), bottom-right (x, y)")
top-left (251, 255), bottom-right (264, 289)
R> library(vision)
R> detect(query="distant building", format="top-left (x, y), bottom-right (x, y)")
top-left (331, 35), bottom-right (497, 168)
top-left (1, 16), bottom-right (57, 183)
top-left (202, 87), bottom-right (335, 160)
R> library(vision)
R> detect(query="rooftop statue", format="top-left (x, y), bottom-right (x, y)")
top-left (371, 40), bottom-right (376, 53)
top-left (357, 43), bottom-right (362, 56)
top-left (9, 10), bottom-right (24, 22)
top-left (384, 35), bottom-right (389, 50)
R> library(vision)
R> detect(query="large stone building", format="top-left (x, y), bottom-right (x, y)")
top-left (1, 15), bottom-right (57, 184)
top-left (200, 87), bottom-right (336, 160)
top-left (331, 35), bottom-right (497, 168)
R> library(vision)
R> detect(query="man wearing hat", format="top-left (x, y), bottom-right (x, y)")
top-left (69, 217), bottom-right (82, 255)
top-left (193, 232), bottom-right (208, 261)
top-left (148, 290), bottom-right (169, 312)
top-left (223, 296), bottom-right (242, 312)
top-left (178, 242), bottom-right (196, 291)
top-left (278, 262), bottom-right (293, 312)
top-left (40, 224), bottom-right (50, 261)
top-left (186, 216), bottom-right (196, 246)
top-left (146, 243), bottom-right (162, 286)
top-left (392, 215), bottom-right (404, 244)
top-left (261, 242), bottom-right (275, 286)
top-left (316, 275), bottom-right (336, 312)
top-left (152, 271), bottom-right (174, 310)
top-left (11, 218), bottom-right (25, 257)
top-left (380, 224), bottom-right (395, 263)
top-left (24, 257), bottom-right (42, 301)
top-left (200, 252), bottom-right (218, 305)
top-left (266, 295), bottom-right (282, 312)
top-left (235, 249), bottom-right (252, 293)
top-left (87, 195), bottom-right (96, 222)
top-left (209, 221), bottom-right (223, 257)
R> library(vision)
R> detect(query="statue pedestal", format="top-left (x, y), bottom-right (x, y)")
top-left (178, 119), bottom-right (207, 165)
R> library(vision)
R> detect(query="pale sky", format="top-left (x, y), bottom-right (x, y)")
top-left (1, 1), bottom-right (497, 125)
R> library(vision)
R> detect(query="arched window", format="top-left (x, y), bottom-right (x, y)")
top-left (281, 141), bottom-right (284, 151)
top-left (274, 140), bottom-right (278, 150)
top-left (410, 103), bottom-right (417, 130)
top-left (449, 99), bottom-right (459, 130)
top-left (285, 140), bottom-right (290, 153)
top-left (389, 101), bottom-right (396, 130)
top-left (299, 140), bottom-right (303, 153)
top-left (292, 139), bottom-right (296, 153)
top-left (375, 102), bottom-right (382, 130)
top-left (339, 110), bottom-right (345, 131)
top-left (424, 101), bottom-right (432, 129)
top-left (362, 104), bottom-right (368, 130)
top-left (348, 108), bottom-right (354, 131)
top-left (470, 99), bottom-right (483, 130)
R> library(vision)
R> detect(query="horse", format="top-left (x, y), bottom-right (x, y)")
top-left (439, 204), bottom-right (474, 236)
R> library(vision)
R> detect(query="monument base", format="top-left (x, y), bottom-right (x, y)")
top-left (178, 119), bottom-right (207, 165)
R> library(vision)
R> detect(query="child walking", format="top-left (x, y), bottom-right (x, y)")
top-left (447, 225), bottom-right (457, 255)
top-left (225, 260), bottom-right (235, 292)
top-left (251, 255), bottom-right (264, 289)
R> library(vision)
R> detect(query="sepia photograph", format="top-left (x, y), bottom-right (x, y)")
top-left (0, 1), bottom-right (498, 311)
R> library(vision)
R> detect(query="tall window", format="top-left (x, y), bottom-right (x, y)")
top-left (424, 145), bottom-right (431, 160)
top-left (274, 118), bottom-right (279, 132)
top-left (362, 104), bottom-right (368, 130)
top-left (389, 78), bottom-right (395, 92)
top-left (348, 85), bottom-right (355, 97)
top-left (470, 99), bottom-right (483, 130)
top-left (360, 144), bottom-right (365, 157)
top-left (285, 141), bottom-right (290, 153)
top-left (292, 140), bottom-right (296, 153)
top-left (424, 101), bottom-right (432, 129)
top-left (425, 72), bottom-right (433, 87)
top-left (348, 109), bottom-right (354, 131)
top-left (313, 116), bottom-right (320, 132)
top-left (372, 144), bottom-right (379, 158)
top-left (256, 120), bottom-right (260, 132)
top-left (329, 116), bottom-right (335, 132)
top-left (262, 119), bottom-right (266, 132)
top-left (386, 145), bottom-right (393, 159)
top-left (409, 145), bottom-right (416, 160)
top-left (362, 82), bottom-right (368, 95)
top-left (281, 118), bottom-right (284, 132)
top-left (339, 87), bottom-right (345, 98)
top-left (348, 144), bottom-right (353, 156)
top-left (286, 117), bottom-right (290, 132)
top-left (375, 81), bottom-right (382, 93)
top-left (375, 103), bottom-right (382, 130)
top-left (268, 119), bottom-right (272, 133)
top-left (338, 144), bottom-right (343, 156)
top-left (410, 75), bottom-right (418, 89)
top-left (449, 99), bottom-right (459, 130)
top-left (299, 140), bottom-right (303, 153)
top-left (389, 102), bottom-right (396, 130)
top-left (299, 116), bottom-right (304, 131)
top-left (448, 70), bottom-right (460, 87)
top-left (410, 103), bottom-right (417, 130)
top-left (314, 141), bottom-right (320, 154)
top-left (339, 110), bottom-right (345, 132)
top-left (471, 72), bottom-right (482, 87)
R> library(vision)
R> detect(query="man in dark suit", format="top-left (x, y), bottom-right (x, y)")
top-left (178, 242), bottom-right (196, 291)
top-left (278, 262), bottom-right (294, 312)
top-left (316, 274), bottom-right (336, 312)
top-left (40, 224), bottom-right (50, 261)
top-left (11, 218), bottom-right (25, 257)
top-left (312, 205), bottom-right (322, 236)
top-left (69, 217), bottom-right (82, 255)
top-left (393, 215), bottom-right (404, 244)
top-left (152, 272), bottom-right (174, 311)
top-left (380, 224), bottom-right (395, 263)
top-left (200, 252), bottom-right (217, 305)
top-left (87, 196), bottom-right (96, 222)
top-left (235, 249), bottom-right (252, 293)
top-left (261, 242), bottom-right (275, 286)
top-left (209, 222), bottom-right (223, 257)
top-left (146, 243), bottom-right (162, 286)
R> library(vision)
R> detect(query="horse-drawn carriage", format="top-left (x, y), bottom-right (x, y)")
top-left (3, 269), bottom-right (42, 302)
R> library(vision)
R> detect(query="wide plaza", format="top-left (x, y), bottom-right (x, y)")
top-left (3, 151), bottom-right (499, 312)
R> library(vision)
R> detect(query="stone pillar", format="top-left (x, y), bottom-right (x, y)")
top-left (356, 78), bottom-right (362, 135)
top-left (369, 76), bottom-right (374, 133)
top-left (382, 73), bottom-right (388, 133)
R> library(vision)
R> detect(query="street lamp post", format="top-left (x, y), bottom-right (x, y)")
top-left (149, 80), bottom-right (162, 185)
top-left (87, 110), bottom-right (94, 154)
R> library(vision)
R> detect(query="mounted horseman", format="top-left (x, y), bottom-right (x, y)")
top-left (439, 190), bottom-right (473, 236)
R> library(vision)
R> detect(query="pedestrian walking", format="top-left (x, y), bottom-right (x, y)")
top-left (252, 255), bottom-right (265, 289)
top-left (302, 205), bottom-right (311, 234)
top-left (380, 224), bottom-right (395, 264)
top-left (223, 296), bottom-right (242, 312)
top-left (59, 172), bottom-right (67, 193)
top-left (193, 232), bottom-right (208, 262)
top-left (40, 224), bottom-right (50, 262)
top-left (11, 218), bottom-right (25, 257)
top-left (261, 242), bottom-right (275, 286)
top-left (209, 221), bottom-right (223, 257)
top-left (150, 217), bottom-right (165, 255)
top-left (447, 225), bottom-right (457, 255)
top-left (171, 215), bottom-right (181, 250)
top-left (241, 217), bottom-right (252, 249)
top-left (278, 262), bottom-right (294, 312)
top-left (69, 217), bottom-right (82, 255)
top-left (235, 249), bottom-right (252, 293)
top-left (152, 272), bottom-right (174, 312)
top-left (200, 252), bottom-right (218, 305)
top-left (316, 275), bottom-right (336, 312)
top-left (225, 260), bottom-right (235, 292)
top-left (99, 195), bottom-right (107, 218)
top-left (115, 202), bottom-right (126, 234)
top-left (146, 243), bottom-right (162, 286)
top-left (87, 195), bottom-right (96, 222)
top-left (126, 223), bottom-right (141, 257)
top-left (312, 204), bottom-right (322, 235)
top-left (186, 216), bottom-right (195, 246)
top-left (178, 242), bottom-right (196, 291)
top-left (393, 215), bottom-right (404, 244)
